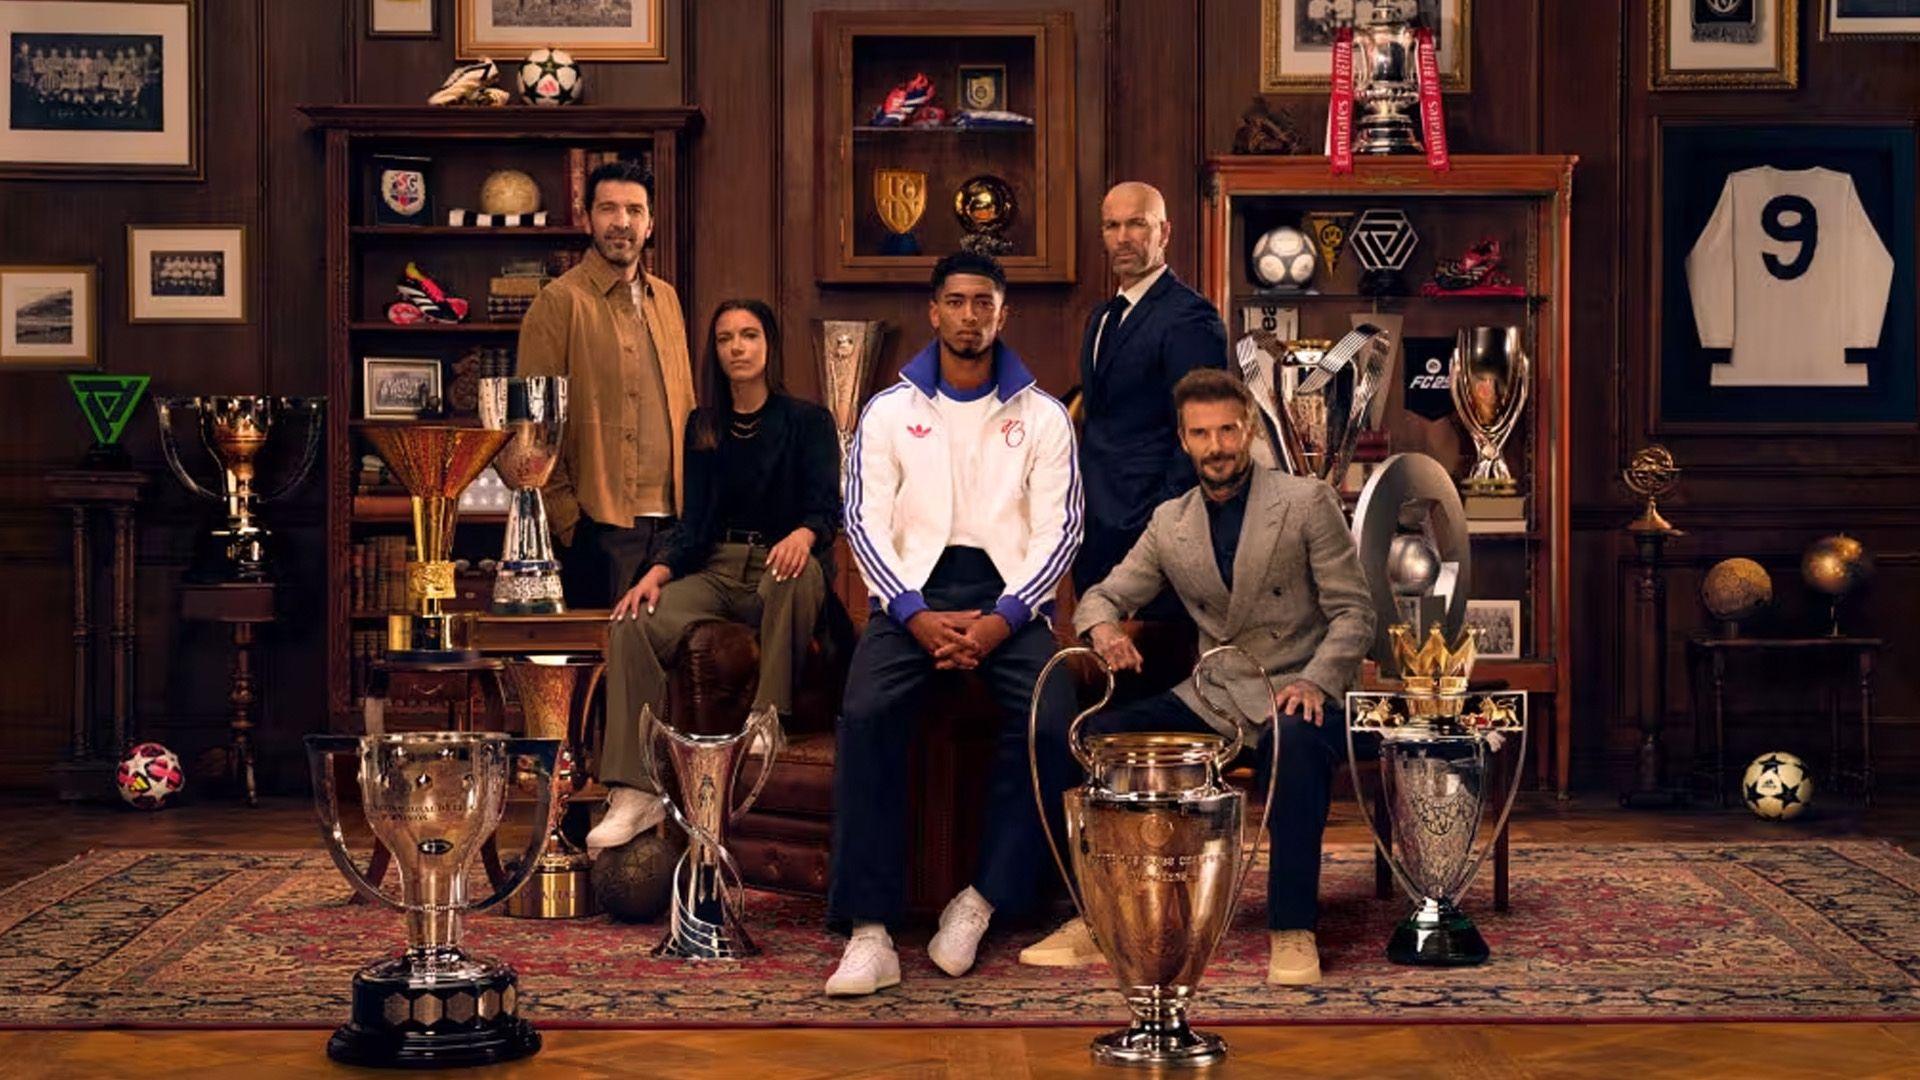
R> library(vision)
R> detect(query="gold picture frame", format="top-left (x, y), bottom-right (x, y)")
top-left (1651, 0), bottom-right (1799, 90)
top-left (0, 264), bottom-right (98, 371)
top-left (457, 0), bottom-right (665, 61)
top-left (1259, 0), bottom-right (1471, 94)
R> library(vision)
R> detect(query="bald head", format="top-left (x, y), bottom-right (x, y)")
top-left (1100, 181), bottom-right (1171, 288)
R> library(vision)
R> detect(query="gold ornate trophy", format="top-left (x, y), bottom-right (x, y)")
top-left (363, 425), bottom-right (511, 662)
top-left (873, 168), bottom-right (926, 255)
top-left (1028, 646), bottom-right (1278, 1069)
top-left (478, 376), bottom-right (568, 614)
top-left (1236, 324), bottom-right (1393, 486)
top-left (502, 654), bottom-right (603, 919)
top-left (154, 395), bottom-right (323, 579)
top-left (1450, 325), bottom-right (1530, 499)
top-left (306, 732), bottom-right (559, 1068)
top-left (954, 173), bottom-right (1018, 256)
top-left (813, 319), bottom-right (886, 456)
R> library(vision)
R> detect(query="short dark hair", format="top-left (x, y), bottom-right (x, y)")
top-left (1172, 368), bottom-right (1254, 423)
top-left (584, 159), bottom-right (655, 212)
top-left (930, 251), bottom-right (1006, 296)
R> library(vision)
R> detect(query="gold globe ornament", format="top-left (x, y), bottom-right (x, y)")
top-left (953, 174), bottom-right (1018, 256)
top-left (1623, 444), bottom-right (1682, 536)
top-left (1700, 557), bottom-right (1771, 637)
top-left (480, 169), bottom-right (542, 217)
top-left (1801, 533), bottom-right (1873, 637)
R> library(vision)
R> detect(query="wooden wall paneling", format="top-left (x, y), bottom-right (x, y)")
top-left (687, 0), bottom-right (780, 341)
top-left (1109, 1), bottom-right (1202, 277)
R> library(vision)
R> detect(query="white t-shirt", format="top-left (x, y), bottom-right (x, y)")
top-left (932, 385), bottom-right (998, 549)
top-left (1685, 166), bottom-right (1892, 387)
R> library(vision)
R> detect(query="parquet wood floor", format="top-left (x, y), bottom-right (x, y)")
top-left (3, 793), bottom-right (1918, 1079)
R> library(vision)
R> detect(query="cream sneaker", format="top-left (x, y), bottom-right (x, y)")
top-left (927, 886), bottom-right (994, 976)
top-left (825, 925), bottom-right (901, 997)
top-left (584, 786), bottom-right (666, 857)
top-left (1018, 916), bottom-right (1105, 967)
top-left (1267, 929), bottom-right (1321, 985)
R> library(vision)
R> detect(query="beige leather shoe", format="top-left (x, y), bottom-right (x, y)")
top-left (1018, 916), bottom-right (1106, 967)
top-left (1267, 929), bottom-right (1321, 985)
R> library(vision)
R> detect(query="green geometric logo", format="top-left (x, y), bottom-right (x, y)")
top-left (67, 374), bottom-right (150, 446)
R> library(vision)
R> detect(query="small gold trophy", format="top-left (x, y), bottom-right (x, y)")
top-left (873, 168), bottom-right (926, 255)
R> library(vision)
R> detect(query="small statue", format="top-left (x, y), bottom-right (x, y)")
top-left (1232, 97), bottom-right (1304, 156)
top-left (429, 59), bottom-right (511, 107)
top-left (1421, 239), bottom-right (1527, 297)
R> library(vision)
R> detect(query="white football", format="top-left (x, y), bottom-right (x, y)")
top-left (1742, 751), bottom-right (1813, 821)
top-left (1252, 225), bottom-right (1316, 289)
top-left (518, 47), bottom-right (582, 106)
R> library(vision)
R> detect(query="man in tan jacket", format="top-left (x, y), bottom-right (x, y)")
top-left (516, 159), bottom-right (694, 844)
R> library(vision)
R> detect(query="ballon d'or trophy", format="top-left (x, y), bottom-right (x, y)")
top-left (954, 173), bottom-right (1018, 257)
top-left (1346, 625), bottom-right (1527, 965)
top-left (478, 376), bottom-right (568, 614)
top-left (1029, 645), bottom-right (1279, 1068)
top-left (646, 704), bottom-right (784, 959)
top-left (813, 319), bottom-right (886, 457)
top-left (155, 395), bottom-right (324, 579)
top-left (1450, 325), bottom-right (1530, 498)
top-left (363, 424), bottom-right (510, 662)
top-left (502, 654), bottom-right (603, 918)
top-left (306, 732), bottom-right (559, 1067)
top-left (873, 167), bottom-right (926, 255)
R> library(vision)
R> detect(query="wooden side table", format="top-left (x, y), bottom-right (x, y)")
top-left (46, 468), bottom-right (147, 800)
top-left (1684, 637), bottom-right (1883, 808)
top-left (180, 581), bottom-right (277, 807)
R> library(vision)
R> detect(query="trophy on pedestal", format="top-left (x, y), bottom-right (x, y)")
top-left (306, 731), bottom-right (558, 1068)
top-left (954, 174), bottom-right (1018, 256)
top-left (362, 425), bottom-right (510, 662)
top-left (155, 395), bottom-right (324, 580)
top-left (873, 168), bottom-right (926, 256)
top-left (478, 376), bottom-right (568, 614)
top-left (1028, 645), bottom-right (1278, 1069)
top-left (1350, 3), bottom-right (1423, 154)
top-left (501, 654), bottom-right (603, 919)
top-left (1450, 325), bottom-right (1530, 522)
top-left (813, 319), bottom-right (886, 457)
top-left (1236, 323), bottom-right (1392, 488)
top-left (1349, 208), bottom-right (1419, 296)
top-left (68, 374), bottom-right (149, 468)
top-left (645, 704), bottom-right (784, 959)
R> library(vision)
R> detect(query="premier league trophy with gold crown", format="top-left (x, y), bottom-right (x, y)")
top-left (154, 395), bottom-right (323, 579)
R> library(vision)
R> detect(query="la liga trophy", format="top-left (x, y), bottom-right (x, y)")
top-left (501, 654), bottom-right (603, 919)
top-left (154, 395), bottom-right (324, 579)
top-left (478, 376), bottom-right (568, 614)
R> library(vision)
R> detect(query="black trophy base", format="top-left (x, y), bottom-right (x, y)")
top-left (1387, 901), bottom-right (1490, 966)
top-left (329, 963), bottom-right (539, 1069)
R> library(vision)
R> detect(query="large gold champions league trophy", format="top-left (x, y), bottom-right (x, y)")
top-left (501, 654), bottom-right (603, 919)
top-left (306, 732), bottom-right (559, 1067)
top-left (1028, 646), bottom-right (1279, 1068)
top-left (478, 376), bottom-right (568, 614)
top-left (154, 395), bottom-right (323, 579)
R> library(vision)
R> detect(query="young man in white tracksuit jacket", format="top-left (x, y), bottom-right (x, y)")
top-left (824, 252), bottom-right (1084, 998)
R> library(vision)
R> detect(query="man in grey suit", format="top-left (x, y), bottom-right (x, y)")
top-left (1020, 367), bottom-right (1375, 985)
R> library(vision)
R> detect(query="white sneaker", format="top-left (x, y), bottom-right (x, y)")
top-left (927, 886), bottom-right (994, 977)
top-left (1267, 929), bottom-right (1321, 985)
top-left (1018, 916), bottom-right (1105, 967)
top-left (584, 786), bottom-right (666, 857)
top-left (825, 926), bottom-right (900, 997)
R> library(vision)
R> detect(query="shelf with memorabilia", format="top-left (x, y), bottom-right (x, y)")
top-left (815, 11), bottom-right (1075, 283)
top-left (302, 104), bottom-right (700, 731)
top-left (1200, 154), bottom-right (1576, 796)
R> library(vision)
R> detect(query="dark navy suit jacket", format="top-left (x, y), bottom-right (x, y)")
top-left (1072, 268), bottom-right (1229, 594)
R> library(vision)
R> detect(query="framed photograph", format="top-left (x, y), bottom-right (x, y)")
top-left (0, 264), bottom-right (96, 369)
top-left (1260, 0), bottom-right (1470, 93)
top-left (126, 224), bottom-right (245, 323)
top-left (362, 357), bottom-right (442, 419)
top-left (1822, 0), bottom-right (1920, 38)
top-left (1651, 0), bottom-right (1798, 89)
top-left (368, 0), bottom-right (436, 38)
top-left (1463, 599), bottom-right (1520, 660)
top-left (1655, 123), bottom-right (1916, 431)
top-left (1, 0), bottom-right (201, 179)
top-left (956, 63), bottom-right (1006, 112)
top-left (457, 0), bottom-right (665, 61)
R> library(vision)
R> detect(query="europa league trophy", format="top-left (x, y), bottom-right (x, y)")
top-left (813, 319), bottom-right (887, 456)
top-left (1029, 646), bottom-right (1279, 1068)
top-left (306, 732), bottom-right (559, 1067)
top-left (501, 654), bottom-right (603, 918)
top-left (1346, 627), bottom-right (1527, 966)
top-left (873, 168), bottom-right (927, 255)
top-left (1450, 325), bottom-right (1530, 498)
top-left (645, 704), bottom-right (784, 959)
top-left (363, 425), bottom-right (511, 662)
top-left (478, 376), bottom-right (568, 614)
top-left (1236, 323), bottom-right (1392, 487)
top-left (155, 395), bottom-right (323, 579)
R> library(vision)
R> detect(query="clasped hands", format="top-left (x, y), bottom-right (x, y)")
top-left (907, 609), bottom-right (1012, 670)
top-left (1087, 622), bottom-right (1328, 725)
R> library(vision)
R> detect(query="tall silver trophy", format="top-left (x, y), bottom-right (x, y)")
top-left (1351, 452), bottom-right (1472, 673)
top-left (644, 704), bottom-right (784, 959)
top-left (1351, 2), bottom-right (1423, 154)
top-left (306, 732), bottom-right (559, 1068)
top-left (813, 319), bottom-right (885, 457)
top-left (1450, 326), bottom-right (1529, 496)
top-left (478, 376), bottom-right (568, 613)
top-left (1237, 323), bottom-right (1392, 487)
top-left (154, 395), bottom-right (324, 580)
top-left (1029, 646), bottom-right (1279, 1069)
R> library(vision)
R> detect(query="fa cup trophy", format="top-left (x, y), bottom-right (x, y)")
top-left (363, 425), bottom-right (510, 662)
top-left (501, 654), bottom-right (602, 918)
top-left (154, 395), bottom-right (323, 579)
top-left (645, 704), bottom-right (784, 959)
top-left (478, 376), bottom-right (568, 614)
top-left (1450, 325), bottom-right (1530, 498)
top-left (1236, 323), bottom-right (1392, 488)
top-left (1029, 646), bottom-right (1279, 1068)
top-left (306, 732), bottom-right (559, 1067)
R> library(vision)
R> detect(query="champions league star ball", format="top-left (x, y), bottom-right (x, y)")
top-left (1742, 751), bottom-right (1813, 821)
top-left (117, 742), bottom-right (184, 810)
top-left (1251, 225), bottom-right (1317, 290)
top-left (518, 48), bottom-right (582, 106)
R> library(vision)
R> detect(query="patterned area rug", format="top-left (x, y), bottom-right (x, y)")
top-left (3, 841), bottom-right (1919, 1028)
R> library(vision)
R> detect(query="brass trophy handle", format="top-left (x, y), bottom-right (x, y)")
top-left (729, 706), bottom-right (785, 825)
top-left (256, 397), bottom-right (326, 503)
top-left (153, 396), bottom-right (224, 502)
top-left (1027, 646), bottom-right (1111, 922)
top-left (1188, 644), bottom-right (1283, 916)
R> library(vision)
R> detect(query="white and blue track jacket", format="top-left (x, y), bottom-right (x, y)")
top-left (844, 341), bottom-right (1083, 631)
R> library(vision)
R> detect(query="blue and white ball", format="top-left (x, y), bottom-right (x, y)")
top-left (518, 48), bottom-right (582, 106)
top-left (1252, 225), bottom-right (1316, 290)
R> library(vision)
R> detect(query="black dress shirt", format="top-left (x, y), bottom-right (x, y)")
top-left (657, 394), bottom-right (841, 578)
top-left (1203, 478), bottom-right (1250, 592)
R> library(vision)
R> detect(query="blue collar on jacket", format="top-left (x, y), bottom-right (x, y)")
top-left (900, 339), bottom-right (1036, 403)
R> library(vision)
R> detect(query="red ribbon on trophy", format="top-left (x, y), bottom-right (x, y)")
top-left (1415, 27), bottom-right (1450, 172)
top-left (1327, 26), bottom-right (1355, 175)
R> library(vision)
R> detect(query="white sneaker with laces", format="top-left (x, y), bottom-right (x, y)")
top-left (825, 926), bottom-right (901, 997)
top-left (1018, 915), bottom-right (1105, 967)
top-left (927, 886), bottom-right (994, 977)
top-left (584, 785), bottom-right (666, 857)
top-left (1267, 929), bottom-right (1322, 985)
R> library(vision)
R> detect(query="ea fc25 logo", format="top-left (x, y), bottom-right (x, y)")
top-left (1001, 419), bottom-right (1026, 448)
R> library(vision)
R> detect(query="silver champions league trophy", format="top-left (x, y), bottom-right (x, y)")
top-left (1450, 325), bottom-right (1530, 497)
top-left (478, 376), bottom-right (568, 614)
top-left (1237, 323), bottom-right (1393, 487)
top-left (154, 395), bottom-right (323, 580)
top-left (306, 732), bottom-right (559, 1068)
top-left (644, 704), bottom-right (785, 959)
top-left (1029, 646), bottom-right (1279, 1069)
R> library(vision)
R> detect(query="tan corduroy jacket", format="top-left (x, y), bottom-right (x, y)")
top-left (516, 247), bottom-right (695, 544)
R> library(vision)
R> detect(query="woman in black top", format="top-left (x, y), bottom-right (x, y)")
top-left (591, 299), bottom-right (841, 852)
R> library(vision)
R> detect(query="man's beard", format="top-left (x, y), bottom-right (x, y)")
top-left (593, 232), bottom-right (638, 266)
top-left (1198, 455), bottom-right (1251, 497)
top-left (944, 335), bottom-right (993, 360)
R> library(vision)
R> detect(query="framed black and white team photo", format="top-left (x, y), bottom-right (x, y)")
top-left (126, 223), bottom-right (245, 323)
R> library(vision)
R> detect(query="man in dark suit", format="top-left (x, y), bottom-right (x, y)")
top-left (1071, 181), bottom-right (1230, 620)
